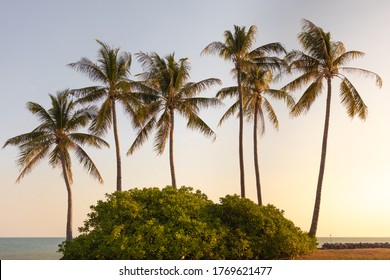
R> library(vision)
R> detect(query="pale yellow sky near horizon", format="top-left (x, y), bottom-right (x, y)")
top-left (1, 0), bottom-right (389, 238)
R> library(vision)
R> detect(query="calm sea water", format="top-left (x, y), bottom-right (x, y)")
top-left (0, 238), bottom-right (64, 260)
top-left (2, 237), bottom-right (390, 259)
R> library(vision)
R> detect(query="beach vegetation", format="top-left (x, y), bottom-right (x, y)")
top-left (127, 52), bottom-right (222, 188)
top-left (68, 40), bottom-right (139, 192)
top-left (202, 25), bottom-right (286, 199)
top-left (217, 67), bottom-right (294, 205)
top-left (59, 186), bottom-right (316, 259)
top-left (283, 19), bottom-right (382, 236)
top-left (3, 90), bottom-right (108, 241)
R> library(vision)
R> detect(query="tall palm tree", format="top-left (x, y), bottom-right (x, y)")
top-left (3, 90), bottom-right (109, 241)
top-left (202, 25), bottom-right (285, 197)
top-left (218, 67), bottom-right (294, 205)
top-left (68, 40), bottom-right (139, 192)
top-left (283, 19), bottom-right (382, 236)
top-left (127, 52), bottom-right (221, 188)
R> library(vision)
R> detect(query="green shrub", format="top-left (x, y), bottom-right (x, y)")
top-left (212, 195), bottom-right (317, 259)
top-left (59, 186), bottom-right (316, 259)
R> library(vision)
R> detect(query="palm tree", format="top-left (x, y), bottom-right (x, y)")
top-left (3, 90), bottom-right (109, 241)
top-left (283, 19), bottom-right (382, 237)
top-left (202, 25), bottom-right (286, 197)
top-left (68, 40), bottom-right (139, 192)
top-left (127, 52), bottom-right (221, 188)
top-left (217, 67), bottom-right (294, 205)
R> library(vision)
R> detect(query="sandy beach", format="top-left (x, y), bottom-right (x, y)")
top-left (299, 248), bottom-right (390, 260)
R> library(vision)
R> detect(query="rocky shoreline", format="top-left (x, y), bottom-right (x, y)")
top-left (322, 242), bottom-right (390, 249)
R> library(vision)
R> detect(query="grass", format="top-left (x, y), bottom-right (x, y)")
top-left (298, 248), bottom-right (390, 260)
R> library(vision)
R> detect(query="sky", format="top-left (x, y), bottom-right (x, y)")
top-left (1, 0), bottom-right (389, 238)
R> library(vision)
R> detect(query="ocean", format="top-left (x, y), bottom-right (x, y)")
top-left (1, 237), bottom-right (390, 260)
top-left (0, 238), bottom-right (64, 260)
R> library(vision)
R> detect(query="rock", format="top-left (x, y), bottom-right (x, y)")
top-left (321, 242), bottom-right (390, 249)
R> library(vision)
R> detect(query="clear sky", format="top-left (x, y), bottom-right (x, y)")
top-left (1, 0), bottom-right (389, 238)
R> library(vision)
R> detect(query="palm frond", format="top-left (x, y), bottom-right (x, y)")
top-left (68, 57), bottom-right (107, 83)
top-left (90, 98), bottom-right (112, 135)
top-left (134, 99), bottom-right (162, 127)
top-left (136, 51), bottom-right (167, 83)
top-left (117, 52), bottom-right (132, 77)
top-left (218, 100), bottom-right (240, 126)
top-left (333, 51), bottom-right (365, 67)
top-left (331, 41), bottom-right (346, 59)
top-left (130, 80), bottom-right (159, 96)
top-left (71, 86), bottom-right (107, 104)
top-left (252, 56), bottom-right (287, 73)
top-left (181, 78), bottom-right (222, 98)
top-left (173, 56), bottom-right (191, 90)
top-left (201, 41), bottom-right (227, 57)
top-left (216, 86), bottom-right (238, 99)
top-left (26, 102), bottom-right (55, 129)
top-left (265, 89), bottom-right (296, 108)
top-left (340, 67), bottom-right (383, 88)
top-left (154, 110), bottom-right (171, 155)
top-left (290, 77), bottom-right (324, 116)
top-left (127, 116), bottom-right (157, 155)
top-left (16, 138), bottom-right (51, 168)
top-left (298, 19), bottom-right (330, 61)
top-left (3, 131), bottom-right (46, 148)
top-left (282, 70), bottom-right (320, 92)
top-left (66, 105), bottom-right (98, 132)
top-left (68, 133), bottom-right (109, 148)
top-left (182, 97), bottom-right (222, 111)
top-left (73, 144), bottom-right (104, 183)
top-left (235, 25), bottom-right (257, 56)
top-left (18, 133), bottom-right (53, 154)
top-left (15, 145), bottom-right (50, 183)
top-left (285, 50), bottom-right (320, 73)
top-left (262, 97), bottom-right (279, 130)
top-left (339, 77), bottom-right (368, 119)
top-left (251, 42), bottom-right (286, 57)
top-left (96, 40), bottom-right (121, 82)
top-left (186, 110), bottom-right (216, 140)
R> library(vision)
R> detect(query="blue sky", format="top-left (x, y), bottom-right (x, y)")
top-left (1, 0), bottom-right (389, 237)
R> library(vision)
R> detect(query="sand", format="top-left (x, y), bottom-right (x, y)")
top-left (298, 248), bottom-right (390, 260)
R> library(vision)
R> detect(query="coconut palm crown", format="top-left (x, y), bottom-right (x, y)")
top-left (283, 19), bottom-right (382, 236)
top-left (68, 39), bottom-right (140, 192)
top-left (202, 25), bottom-right (286, 198)
top-left (127, 52), bottom-right (222, 188)
top-left (3, 90), bottom-right (109, 241)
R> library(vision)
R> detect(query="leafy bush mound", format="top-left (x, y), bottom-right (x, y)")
top-left (59, 186), bottom-right (316, 259)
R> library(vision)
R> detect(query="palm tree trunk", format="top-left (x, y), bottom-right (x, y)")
top-left (111, 100), bottom-right (122, 192)
top-left (237, 69), bottom-right (246, 198)
top-left (169, 108), bottom-right (177, 188)
top-left (309, 78), bottom-right (332, 237)
top-left (60, 155), bottom-right (73, 242)
top-left (253, 104), bottom-right (262, 206)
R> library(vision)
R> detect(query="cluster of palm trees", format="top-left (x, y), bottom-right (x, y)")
top-left (4, 19), bottom-right (382, 241)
